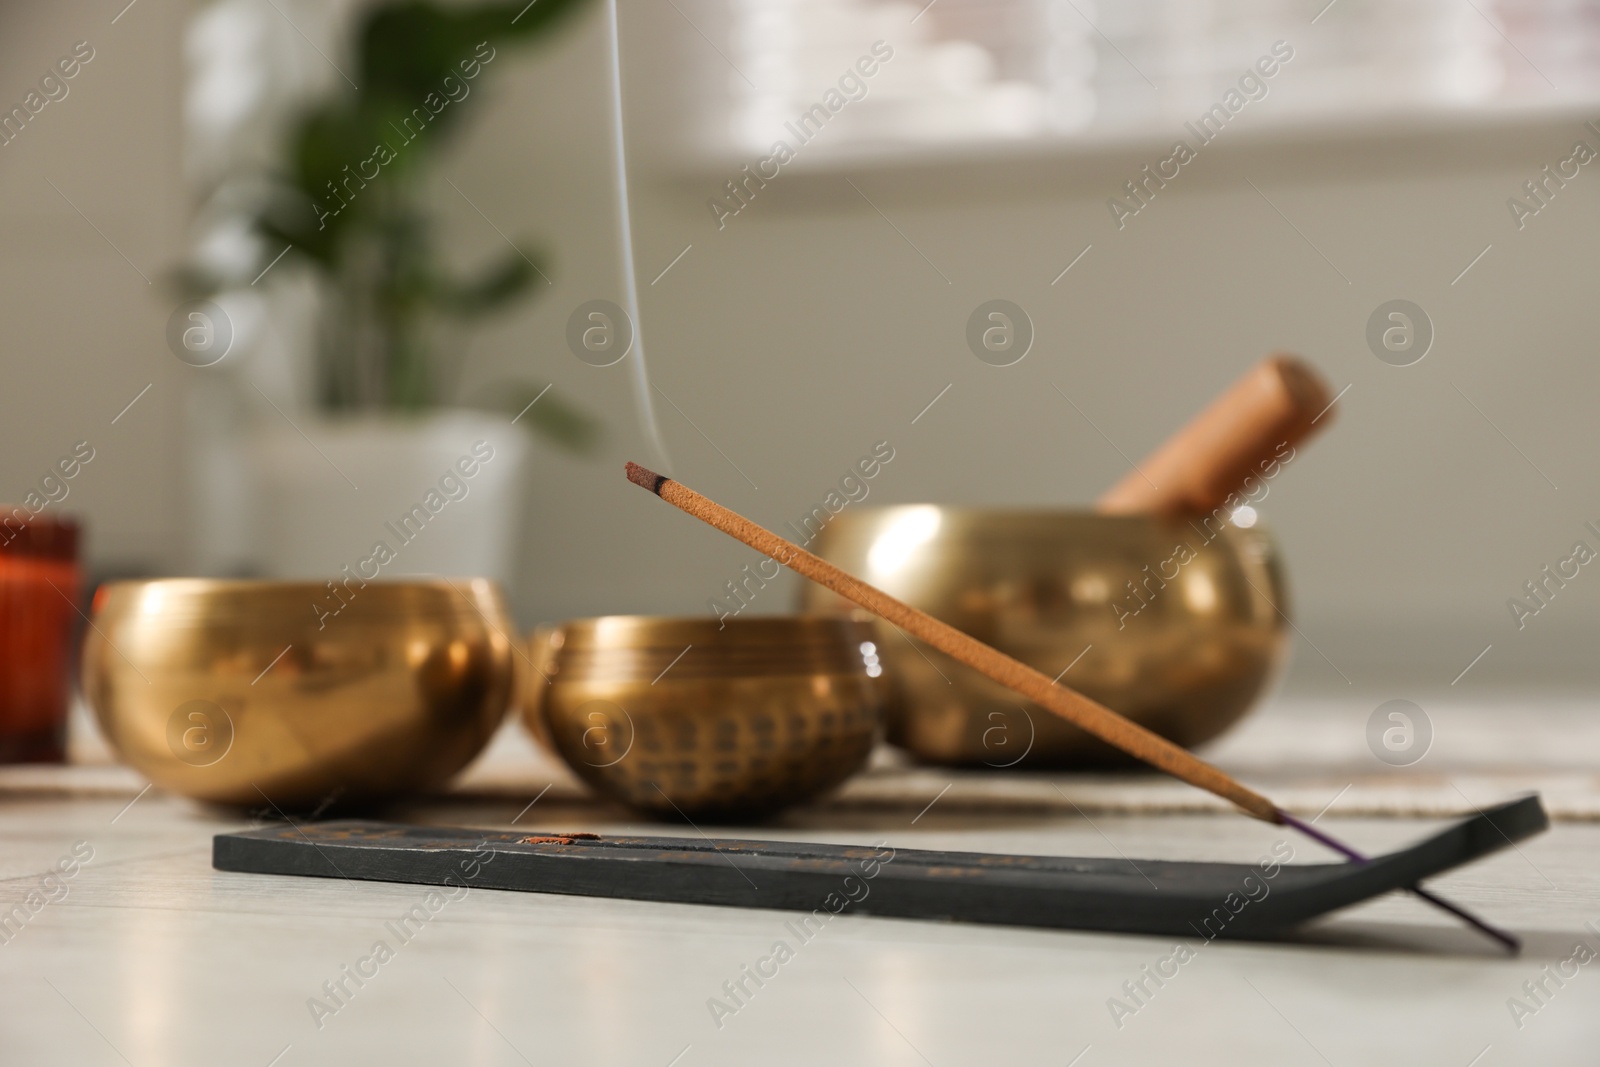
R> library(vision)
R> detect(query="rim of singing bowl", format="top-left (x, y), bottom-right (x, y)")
top-left (805, 505), bottom-right (1279, 582)
top-left (551, 614), bottom-right (876, 650)
top-left (89, 577), bottom-right (509, 623)
top-left (810, 505), bottom-right (1273, 535)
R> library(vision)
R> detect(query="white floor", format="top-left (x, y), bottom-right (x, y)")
top-left (5, 690), bottom-right (1600, 1065)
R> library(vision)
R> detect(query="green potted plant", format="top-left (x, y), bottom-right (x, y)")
top-left (188, 0), bottom-right (595, 583)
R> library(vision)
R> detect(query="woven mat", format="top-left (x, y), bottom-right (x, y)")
top-left (10, 694), bottom-right (1597, 821)
top-left (454, 694), bottom-right (1600, 822)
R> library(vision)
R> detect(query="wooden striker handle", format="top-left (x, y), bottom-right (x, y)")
top-left (1096, 355), bottom-right (1334, 517)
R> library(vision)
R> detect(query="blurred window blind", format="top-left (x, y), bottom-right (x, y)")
top-left (669, 0), bottom-right (1600, 163)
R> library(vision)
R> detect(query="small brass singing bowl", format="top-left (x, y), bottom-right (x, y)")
top-left (522, 616), bottom-right (883, 820)
top-left (82, 579), bottom-right (516, 809)
top-left (802, 507), bottom-right (1289, 768)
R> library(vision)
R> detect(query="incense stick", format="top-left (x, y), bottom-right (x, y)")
top-left (628, 461), bottom-right (1276, 817)
top-left (625, 461), bottom-right (1520, 952)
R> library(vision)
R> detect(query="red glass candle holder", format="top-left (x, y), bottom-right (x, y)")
top-left (0, 513), bottom-right (81, 763)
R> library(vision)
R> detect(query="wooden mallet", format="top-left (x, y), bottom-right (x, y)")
top-left (1096, 354), bottom-right (1336, 517)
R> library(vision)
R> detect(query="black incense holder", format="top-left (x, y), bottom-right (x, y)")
top-left (213, 795), bottom-right (1545, 942)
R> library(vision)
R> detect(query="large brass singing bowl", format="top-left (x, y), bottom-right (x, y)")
top-left (523, 616), bottom-right (883, 820)
top-left (801, 508), bottom-right (1289, 768)
top-left (82, 579), bottom-right (516, 809)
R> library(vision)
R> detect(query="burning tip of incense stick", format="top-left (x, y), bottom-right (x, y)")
top-left (625, 461), bottom-right (667, 495)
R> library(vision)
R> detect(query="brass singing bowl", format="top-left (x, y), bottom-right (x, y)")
top-left (522, 616), bottom-right (883, 820)
top-left (801, 507), bottom-right (1289, 768)
top-left (82, 579), bottom-right (516, 809)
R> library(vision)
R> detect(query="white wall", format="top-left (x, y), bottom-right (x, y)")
top-left (0, 1), bottom-right (188, 570)
top-left (4, 0), bottom-right (1598, 693)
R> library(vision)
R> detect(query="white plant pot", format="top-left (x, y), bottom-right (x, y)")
top-left (251, 411), bottom-right (529, 585)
